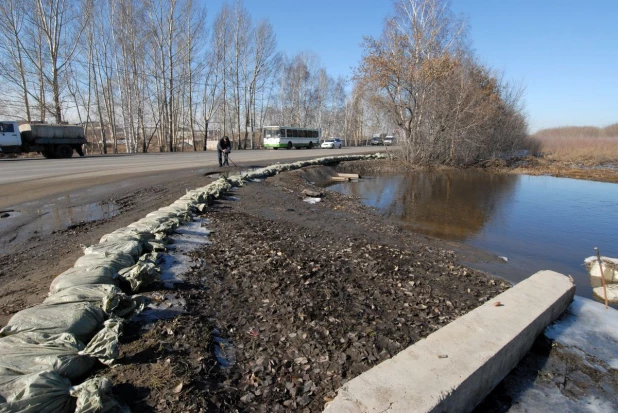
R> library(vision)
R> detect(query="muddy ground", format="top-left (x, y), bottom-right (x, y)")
top-left (101, 166), bottom-right (508, 412)
top-left (0, 171), bottom-right (211, 325)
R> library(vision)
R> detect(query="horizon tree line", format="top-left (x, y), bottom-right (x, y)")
top-left (0, 0), bottom-right (532, 166)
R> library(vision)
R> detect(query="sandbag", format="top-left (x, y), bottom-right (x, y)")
top-left (83, 240), bottom-right (143, 260)
top-left (0, 318), bottom-right (121, 381)
top-left (0, 302), bottom-right (106, 343)
top-left (50, 267), bottom-right (117, 295)
top-left (0, 371), bottom-right (129, 413)
top-left (100, 227), bottom-right (153, 243)
top-left (117, 260), bottom-right (160, 292)
top-left (44, 285), bottom-right (145, 318)
top-left (73, 252), bottom-right (135, 274)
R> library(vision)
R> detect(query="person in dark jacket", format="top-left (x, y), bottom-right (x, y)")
top-left (217, 136), bottom-right (231, 167)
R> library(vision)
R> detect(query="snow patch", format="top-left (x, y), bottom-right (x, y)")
top-left (545, 296), bottom-right (618, 369)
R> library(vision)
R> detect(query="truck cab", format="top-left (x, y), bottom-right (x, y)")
top-left (0, 121), bottom-right (22, 149)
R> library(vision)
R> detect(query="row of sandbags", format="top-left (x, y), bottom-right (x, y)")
top-left (0, 153), bottom-right (382, 412)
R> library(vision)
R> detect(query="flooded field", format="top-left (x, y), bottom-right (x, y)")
top-left (327, 170), bottom-right (618, 304)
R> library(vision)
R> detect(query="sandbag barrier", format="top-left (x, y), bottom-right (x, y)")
top-left (0, 153), bottom-right (383, 412)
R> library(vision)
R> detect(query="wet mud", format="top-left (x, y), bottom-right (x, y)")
top-left (105, 167), bottom-right (509, 412)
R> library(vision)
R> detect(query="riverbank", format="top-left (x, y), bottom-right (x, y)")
top-left (336, 155), bottom-right (618, 184)
top-left (478, 155), bottom-right (618, 184)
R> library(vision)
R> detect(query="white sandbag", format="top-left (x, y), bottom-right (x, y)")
top-left (117, 260), bottom-right (160, 292)
top-left (73, 376), bottom-right (130, 413)
top-left (147, 206), bottom-right (191, 221)
top-left (179, 190), bottom-right (207, 203)
top-left (0, 318), bottom-right (120, 381)
top-left (128, 215), bottom-right (180, 234)
top-left (0, 302), bottom-right (106, 343)
top-left (44, 285), bottom-right (145, 318)
top-left (74, 252), bottom-right (135, 273)
top-left (0, 371), bottom-right (129, 413)
top-left (83, 240), bottom-right (142, 260)
top-left (50, 267), bottom-right (117, 295)
top-left (100, 227), bottom-right (153, 243)
top-left (0, 332), bottom-right (93, 381)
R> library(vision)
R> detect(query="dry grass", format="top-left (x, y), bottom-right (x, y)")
top-left (531, 124), bottom-right (618, 164)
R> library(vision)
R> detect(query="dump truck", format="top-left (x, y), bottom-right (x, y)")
top-left (0, 121), bottom-right (87, 158)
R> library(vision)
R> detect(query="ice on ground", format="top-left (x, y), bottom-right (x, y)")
top-left (303, 197), bottom-right (322, 204)
top-left (132, 292), bottom-right (186, 326)
top-left (545, 296), bottom-right (618, 369)
top-left (160, 218), bottom-right (211, 288)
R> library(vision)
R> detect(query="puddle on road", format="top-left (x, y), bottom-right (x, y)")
top-left (0, 201), bottom-right (120, 242)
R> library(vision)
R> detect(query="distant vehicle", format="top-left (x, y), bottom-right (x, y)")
top-left (263, 125), bottom-right (321, 149)
top-left (321, 138), bottom-right (343, 149)
top-left (0, 121), bottom-right (87, 158)
top-left (384, 136), bottom-right (396, 146)
top-left (370, 136), bottom-right (383, 145)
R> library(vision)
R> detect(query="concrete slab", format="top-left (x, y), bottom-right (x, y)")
top-left (324, 270), bottom-right (576, 413)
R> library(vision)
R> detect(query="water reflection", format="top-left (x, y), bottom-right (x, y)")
top-left (328, 171), bottom-right (618, 304)
top-left (330, 170), bottom-right (519, 241)
top-left (0, 201), bottom-right (120, 244)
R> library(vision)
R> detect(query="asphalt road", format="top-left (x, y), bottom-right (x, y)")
top-left (0, 147), bottom-right (380, 209)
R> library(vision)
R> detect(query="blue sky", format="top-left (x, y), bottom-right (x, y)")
top-left (207, 0), bottom-right (618, 133)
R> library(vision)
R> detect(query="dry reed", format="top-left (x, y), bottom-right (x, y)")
top-left (531, 124), bottom-right (618, 164)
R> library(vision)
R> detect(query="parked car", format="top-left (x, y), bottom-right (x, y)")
top-left (321, 138), bottom-right (343, 149)
top-left (370, 136), bottom-right (383, 145)
top-left (384, 136), bottom-right (396, 146)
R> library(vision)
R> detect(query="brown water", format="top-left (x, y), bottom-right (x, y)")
top-left (0, 200), bottom-right (119, 246)
top-left (328, 170), bottom-right (618, 304)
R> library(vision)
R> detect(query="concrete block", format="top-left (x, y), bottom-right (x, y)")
top-left (324, 270), bottom-right (575, 413)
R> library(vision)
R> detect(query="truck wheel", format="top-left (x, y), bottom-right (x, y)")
top-left (75, 145), bottom-right (85, 157)
top-left (55, 144), bottom-right (73, 158)
top-left (41, 149), bottom-right (55, 159)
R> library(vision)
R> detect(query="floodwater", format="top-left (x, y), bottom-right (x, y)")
top-left (0, 201), bottom-right (120, 246)
top-left (328, 170), bottom-right (618, 304)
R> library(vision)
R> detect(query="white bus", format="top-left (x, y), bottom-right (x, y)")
top-left (263, 126), bottom-right (321, 149)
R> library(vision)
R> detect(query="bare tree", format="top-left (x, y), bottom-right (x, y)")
top-left (357, 0), bottom-right (527, 164)
top-left (0, 0), bottom-right (32, 121)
